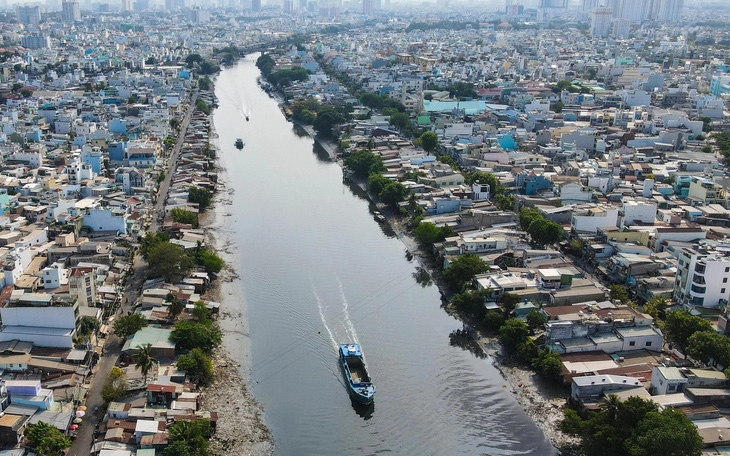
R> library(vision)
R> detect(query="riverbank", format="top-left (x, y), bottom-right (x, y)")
top-left (198, 80), bottom-right (274, 456)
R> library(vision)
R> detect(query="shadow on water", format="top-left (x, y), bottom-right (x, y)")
top-left (448, 329), bottom-right (487, 359)
top-left (412, 266), bottom-right (433, 287)
top-left (312, 139), bottom-right (332, 163)
top-left (350, 398), bottom-right (375, 420)
top-left (292, 123), bottom-right (310, 138)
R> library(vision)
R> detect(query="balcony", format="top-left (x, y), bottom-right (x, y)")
top-left (695, 263), bottom-right (706, 274)
top-left (692, 275), bottom-right (706, 285)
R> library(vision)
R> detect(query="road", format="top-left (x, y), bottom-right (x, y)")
top-left (68, 90), bottom-right (199, 456)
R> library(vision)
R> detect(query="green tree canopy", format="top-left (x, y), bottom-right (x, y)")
top-left (113, 313), bottom-right (148, 338)
top-left (367, 173), bottom-right (390, 195)
top-left (171, 208), bottom-right (198, 227)
top-left (664, 311), bottom-right (714, 350)
top-left (442, 253), bottom-right (490, 292)
top-left (390, 112), bottom-right (410, 130)
top-left (414, 221), bottom-right (454, 246)
top-left (24, 421), bottom-right (72, 456)
top-left (417, 131), bottom-right (439, 152)
top-left (170, 320), bottom-right (222, 353)
top-left (379, 181), bottom-right (409, 208)
top-left (176, 348), bottom-right (214, 384)
top-left (196, 248), bottom-right (225, 274)
top-left (165, 419), bottom-right (211, 456)
top-left (561, 395), bottom-right (702, 456)
top-left (685, 331), bottom-right (730, 367)
top-left (609, 284), bottom-right (629, 304)
top-left (147, 242), bottom-right (195, 282)
top-left (451, 289), bottom-right (487, 320)
top-left (344, 150), bottom-right (384, 178)
top-left (500, 318), bottom-right (529, 351)
top-left (188, 186), bottom-right (212, 210)
top-left (518, 207), bottom-right (541, 231)
top-left (526, 309), bottom-right (547, 332)
top-left (101, 366), bottom-right (127, 402)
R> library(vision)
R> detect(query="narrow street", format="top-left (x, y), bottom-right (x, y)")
top-left (68, 90), bottom-right (198, 456)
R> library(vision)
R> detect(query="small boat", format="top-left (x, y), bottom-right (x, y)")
top-left (373, 211), bottom-right (386, 223)
top-left (339, 344), bottom-right (375, 405)
top-left (245, 114), bottom-right (250, 121)
top-left (234, 138), bottom-right (244, 149)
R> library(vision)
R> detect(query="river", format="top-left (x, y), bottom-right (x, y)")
top-left (211, 55), bottom-right (557, 456)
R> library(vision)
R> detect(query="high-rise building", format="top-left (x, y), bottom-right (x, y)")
top-left (134, 0), bottom-right (148, 10)
top-left (121, 0), bottom-right (133, 11)
top-left (362, 0), bottom-right (372, 14)
top-left (283, 0), bottom-right (293, 11)
top-left (61, 0), bottom-right (80, 22)
top-left (674, 244), bottom-right (730, 308)
top-left (710, 74), bottom-right (730, 97)
top-left (591, 6), bottom-right (613, 37)
top-left (16, 6), bottom-right (41, 26)
top-left (251, 0), bottom-right (260, 11)
top-left (652, 0), bottom-right (684, 21)
top-left (21, 34), bottom-right (51, 49)
top-left (613, 18), bottom-right (630, 39)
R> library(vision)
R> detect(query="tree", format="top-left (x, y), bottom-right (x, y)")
top-left (147, 242), bottom-right (195, 282)
top-left (664, 311), bottom-right (714, 350)
top-left (195, 98), bottom-right (211, 115)
top-left (176, 348), bottom-right (214, 384)
top-left (367, 173), bottom-right (390, 195)
top-left (527, 218), bottom-right (563, 246)
top-left (526, 309), bottom-right (547, 332)
top-left (498, 292), bottom-right (520, 315)
top-left (312, 108), bottom-right (343, 138)
top-left (165, 419), bottom-right (211, 456)
top-left (188, 186), bottom-right (212, 210)
top-left (685, 331), bottom-right (730, 367)
top-left (170, 117), bottom-right (181, 129)
top-left (379, 182), bottom-right (409, 208)
top-left (561, 395), bottom-right (702, 456)
top-left (196, 248), bottom-right (224, 274)
top-left (166, 293), bottom-right (185, 321)
top-left (77, 316), bottom-right (99, 339)
top-left (609, 284), bottom-right (629, 304)
top-left (500, 318), bottom-right (529, 351)
top-left (171, 208), bottom-right (198, 227)
top-left (442, 253), bottom-right (490, 292)
top-left (451, 289), bottom-right (487, 320)
top-left (164, 441), bottom-right (198, 456)
top-left (518, 207), bottom-right (541, 231)
top-left (140, 232), bottom-right (170, 260)
top-left (24, 421), bottom-right (72, 456)
top-left (643, 296), bottom-right (668, 321)
top-left (344, 150), bottom-right (384, 178)
top-left (101, 366), bottom-right (127, 402)
top-left (484, 311), bottom-right (505, 331)
top-left (170, 321), bottom-right (222, 353)
top-left (414, 221), bottom-right (454, 246)
top-left (113, 314), bottom-right (148, 338)
top-left (532, 349), bottom-right (563, 379)
top-left (192, 301), bottom-right (211, 323)
top-left (185, 53), bottom-right (203, 66)
top-left (135, 343), bottom-right (157, 384)
top-left (417, 131), bottom-right (439, 152)
top-left (390, 112), bottom-right (410, 130)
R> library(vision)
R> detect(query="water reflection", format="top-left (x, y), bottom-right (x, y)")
top-left (412, 266), bottom-right (432, 287)
top-left (351, 398), bottom-right (375, 420)
top-left (449, 329), bottom-right (487, 359)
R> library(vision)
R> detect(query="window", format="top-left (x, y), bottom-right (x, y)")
top-left (726, 267), bottom-right (729, 273)
top-left (646, 341), bottom-right (652, 347)
top-left (629, 341), bottom-right (636, 346)
top-left (724, 278), bottom-right (728, 283)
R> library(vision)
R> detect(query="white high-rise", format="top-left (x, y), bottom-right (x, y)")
top-left (61, 0), bottom-right (80, 21)
top-left (591, 6), bottom-right (613, 37)
top-left (613, 18), bottom-right (630, 39)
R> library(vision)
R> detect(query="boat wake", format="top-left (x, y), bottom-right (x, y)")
top-left (336, 276), bottom-right (360, 346)
top-left (312, 284), bottom-right (338, 350)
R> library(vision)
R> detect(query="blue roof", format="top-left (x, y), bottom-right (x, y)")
top-left (340, 344), bottom-right (361, 357)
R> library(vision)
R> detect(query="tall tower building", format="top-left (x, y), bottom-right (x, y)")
top-left (362, 0), bottom-right (372, 14)
top-left (61, 0), bottom-right (80, 22)
top-left (613, 17), bottom-right (630, 39)
top-left (16, 6), bottom-right (41, 26)
top-left (591, 6), bottom-right (613, 37)
top-left (251, 0), bottom-right (260, 11)
top-left (121, 0), bottom-right (133, 11)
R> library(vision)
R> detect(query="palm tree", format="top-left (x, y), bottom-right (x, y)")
top-left (601, 394), bottom-right (622, 424)
top-left (166, 293), bottom-right (184, 322)
top-left (134, 343), bottom-right (157, 385)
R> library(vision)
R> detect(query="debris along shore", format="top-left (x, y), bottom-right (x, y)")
top-left (198, 86), bottom-right (274, 456)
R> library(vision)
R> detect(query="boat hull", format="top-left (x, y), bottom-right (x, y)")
top-left (339, 344), bottom-right (375, 405)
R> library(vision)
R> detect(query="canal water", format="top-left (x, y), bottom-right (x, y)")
top-left (212, 55), bottom-right (556, 456)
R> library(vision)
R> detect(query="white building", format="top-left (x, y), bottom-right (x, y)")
top-left (571, 205), bottom-right (619, 234)
top-left (674, 244), bottom-right (730, 308)
top-left (621, 200), bottom-right (657, 227)
top-left (613, 18), bottom-right (630, 39)
top-left (0, 294), bottom-right (79, 348)
top-left (591, 6), bottom-right (613, 38)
